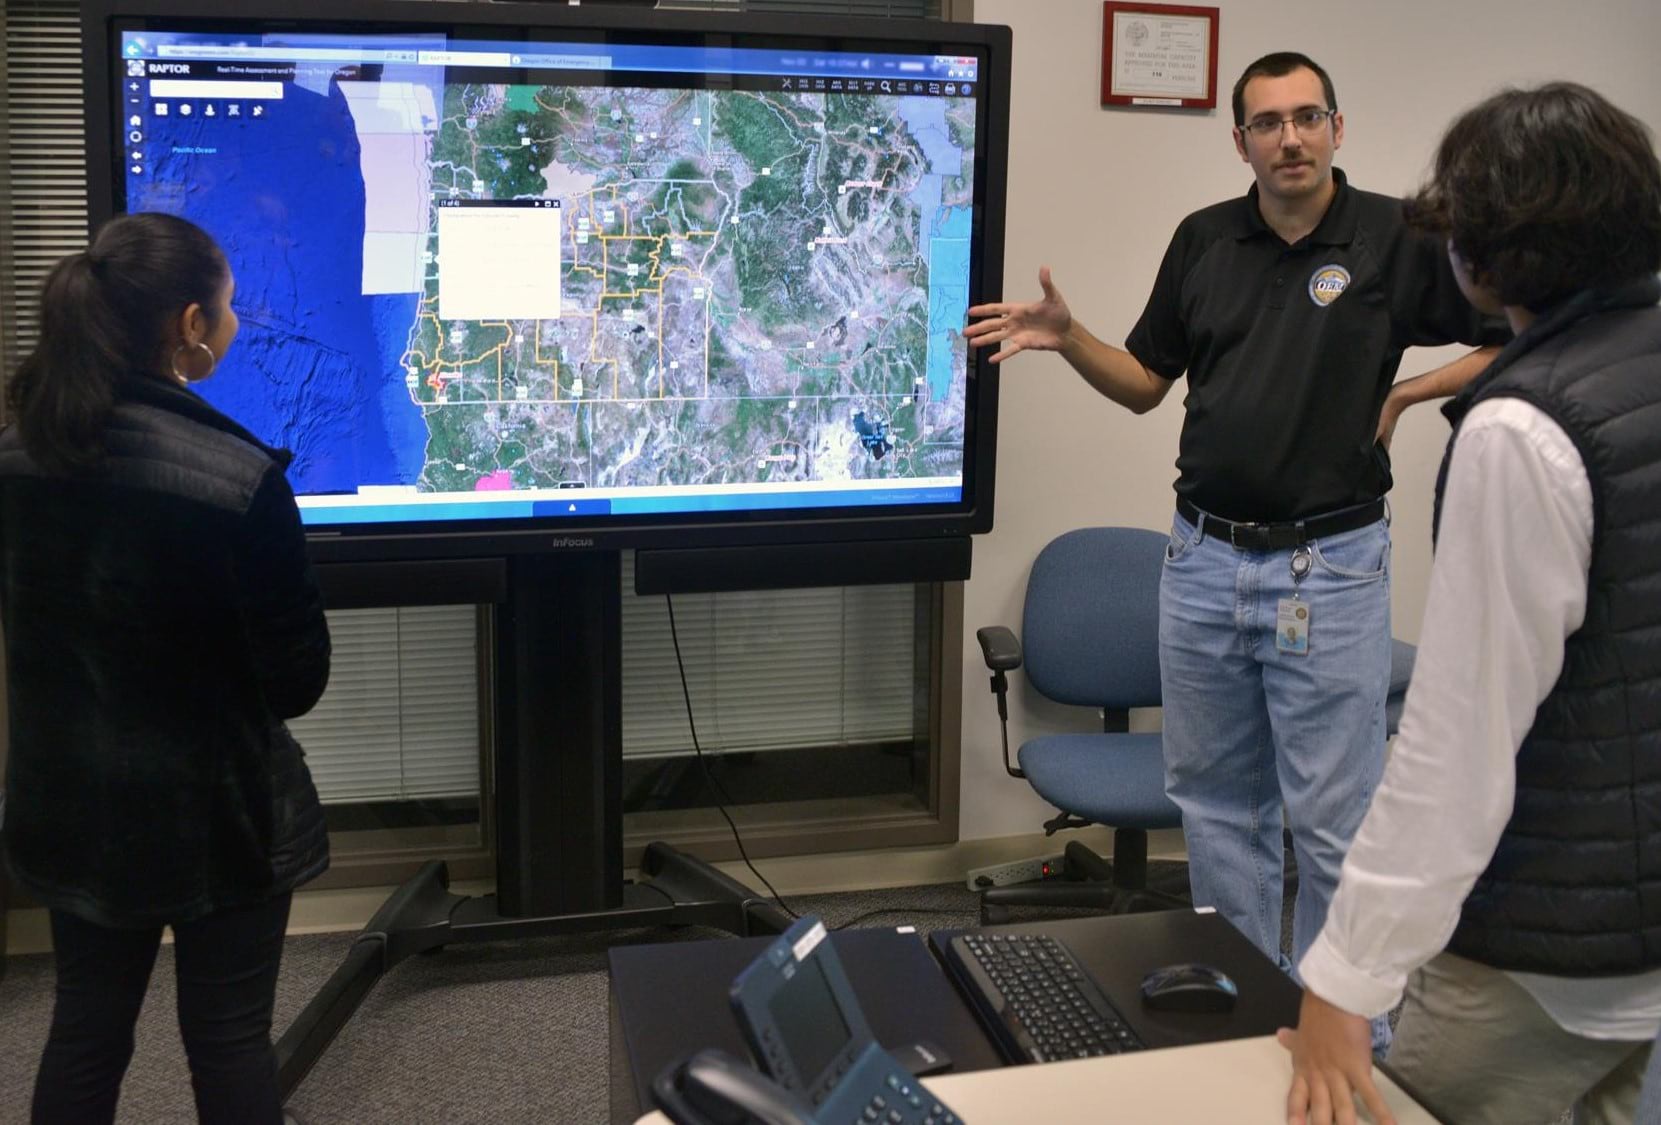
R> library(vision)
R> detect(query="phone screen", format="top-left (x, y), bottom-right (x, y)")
top-left (767, 958), bottom-right (852, 1088)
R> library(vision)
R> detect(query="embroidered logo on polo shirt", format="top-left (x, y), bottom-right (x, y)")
top-left (1308, 264), bottom-right (1351, 307)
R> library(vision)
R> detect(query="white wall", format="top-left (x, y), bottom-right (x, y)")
top-left (959, 0), bottom-right (1661, 839)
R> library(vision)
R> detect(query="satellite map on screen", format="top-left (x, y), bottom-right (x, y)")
top-left (129, 63), bottom-right (976, 504)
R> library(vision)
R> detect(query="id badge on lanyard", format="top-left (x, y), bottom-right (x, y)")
top-left (1276, 546), bottom-right (1312, 656)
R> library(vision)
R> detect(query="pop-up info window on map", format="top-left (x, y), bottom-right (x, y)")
top-left (436, 200), bottom-right (562, 321)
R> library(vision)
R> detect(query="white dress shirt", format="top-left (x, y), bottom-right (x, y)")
top-left (1299, 396), bottom-right (1661, 1040)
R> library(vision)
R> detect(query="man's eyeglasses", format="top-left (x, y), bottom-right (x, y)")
top-left (1241, 107), bottom-right (1336, 139)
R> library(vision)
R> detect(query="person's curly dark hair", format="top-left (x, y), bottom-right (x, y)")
top-left (1404, 82), bottom-right (1661, 312)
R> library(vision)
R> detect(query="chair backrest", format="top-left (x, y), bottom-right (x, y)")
top-left (1020, 526), bottom-right (1165, 711)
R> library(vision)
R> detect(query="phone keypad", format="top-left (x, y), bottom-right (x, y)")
top-left (849, 1072), bottom-right (956, 1124)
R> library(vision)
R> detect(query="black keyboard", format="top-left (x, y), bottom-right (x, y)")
top-left (949, 932), bottom-right (1145, 1064)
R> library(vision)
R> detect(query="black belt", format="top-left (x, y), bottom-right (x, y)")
top-left (1177, 497), bottom-right (1386, 551)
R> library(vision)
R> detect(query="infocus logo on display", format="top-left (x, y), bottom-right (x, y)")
top-left (549, 537), bottom-right (596, 548)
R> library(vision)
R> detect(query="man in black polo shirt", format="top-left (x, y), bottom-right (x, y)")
top-left (965, 52), bottom-right (1503, 1041)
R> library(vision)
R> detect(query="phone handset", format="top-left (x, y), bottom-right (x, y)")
top-left (653, 1047), bottom-right (818, 1125)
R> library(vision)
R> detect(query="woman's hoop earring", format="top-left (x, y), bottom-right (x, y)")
top-left (170, 341), bottom-right (218, 385)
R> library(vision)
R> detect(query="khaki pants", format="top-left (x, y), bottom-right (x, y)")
top-left (1388, 952), bottom-right (1652, 1125)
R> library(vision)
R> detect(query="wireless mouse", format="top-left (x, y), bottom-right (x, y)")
top-left (1139, 962), bottom-right (1239, 1013)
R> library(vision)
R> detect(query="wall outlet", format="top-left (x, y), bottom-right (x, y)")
top-left (966, 853), bottom-right (1066, 891)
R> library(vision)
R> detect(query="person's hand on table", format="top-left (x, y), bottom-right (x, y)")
top-left (1278, 990), bottom-right (1396, 1125)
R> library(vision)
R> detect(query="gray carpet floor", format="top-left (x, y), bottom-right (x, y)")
top-left (0, 863), bottom-right (1232, 1125)
top-left (0, 880), bottom-right (1010, 1124)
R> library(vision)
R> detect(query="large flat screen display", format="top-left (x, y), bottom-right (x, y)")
top-left (83, 1), bottom-right (1009, 560)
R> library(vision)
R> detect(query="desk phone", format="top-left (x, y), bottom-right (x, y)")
top-left (652, 916), bottom-right (964, 1125)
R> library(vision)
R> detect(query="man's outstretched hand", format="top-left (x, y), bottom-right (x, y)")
top-left (964, 266), bottom-right (1073, 362)
top-left (1279, 991), bottom-right (1396, 1125)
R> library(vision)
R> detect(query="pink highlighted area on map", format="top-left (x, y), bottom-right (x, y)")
top-left (474, 470), bottom-right (515, 491)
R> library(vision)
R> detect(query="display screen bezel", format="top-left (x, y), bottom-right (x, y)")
top-left (84, 0), bottom-right (1009, 562)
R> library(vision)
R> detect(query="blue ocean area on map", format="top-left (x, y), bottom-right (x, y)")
top-left (128, 80), bottom-right (424, 497)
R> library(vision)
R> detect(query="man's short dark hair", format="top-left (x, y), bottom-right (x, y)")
top-left (1405, 82), bottom-right (1661, 311)
top-left (1231, 52), bottom-right (1336, 127)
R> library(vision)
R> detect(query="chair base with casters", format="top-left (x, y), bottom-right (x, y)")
top-left (974, 700), bottom-right (1190, 925)
top-left (979, 831), bottom-right (1190, 924)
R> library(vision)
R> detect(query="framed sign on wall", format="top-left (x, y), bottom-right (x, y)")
top-left (1101, 2), bottom-right (1220, 109)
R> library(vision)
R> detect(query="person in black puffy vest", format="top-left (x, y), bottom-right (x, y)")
top-left (1276, 82), bottom-right (1661, 1125)
top-left (0, 212), bottom-right (331, 1125)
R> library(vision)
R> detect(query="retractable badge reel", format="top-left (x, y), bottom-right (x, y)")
top-left (1276, 547), bottom-right (1312, 655)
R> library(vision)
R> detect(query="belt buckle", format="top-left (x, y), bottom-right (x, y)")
top-left (1228, 521), bottom-right (1262, 549)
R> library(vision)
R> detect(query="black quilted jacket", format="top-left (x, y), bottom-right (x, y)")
top-left (0, 374), bottom-right (331, 927)
top-left (1436, 276), bottom-right (1661, 974)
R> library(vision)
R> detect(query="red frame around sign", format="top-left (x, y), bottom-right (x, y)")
top-left (1101, 1), bottom-right (1220, 110)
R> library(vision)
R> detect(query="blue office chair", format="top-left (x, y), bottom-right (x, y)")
top-left (975, 527), bottom-right (1418, 924)
top-left (975, 527), bottom-right (1186, 921)
top-left (1387, 638), bottom-right (1415, 737)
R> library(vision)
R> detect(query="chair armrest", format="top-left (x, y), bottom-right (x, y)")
top-left (976, 626), bottom-right (1022, 671)
top-left (976, 626), bottom-right (1023, 778)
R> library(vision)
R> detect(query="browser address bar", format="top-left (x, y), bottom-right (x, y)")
top-left (156, 45), bottom-right (417, 63)
top-left (416, 50), bottom-right (513, 67)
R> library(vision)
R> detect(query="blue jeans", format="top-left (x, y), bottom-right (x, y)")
top-left (1159, 508), bottom-right (1391, 1027)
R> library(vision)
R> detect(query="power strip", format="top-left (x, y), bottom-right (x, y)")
top-left (966, 853), bottom-right (1066, 891)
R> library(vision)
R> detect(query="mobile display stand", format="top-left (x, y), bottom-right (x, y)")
top-left (274, 552), bottom-right (792, 1097)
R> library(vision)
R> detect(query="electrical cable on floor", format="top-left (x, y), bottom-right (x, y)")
top-left (831, 907), bottom-right (974, 932)
top-left (666, 593), bottom-right (800, 920)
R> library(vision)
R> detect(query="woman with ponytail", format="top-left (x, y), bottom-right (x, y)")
top-left (0, 212), bottom-right (331, 1124)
